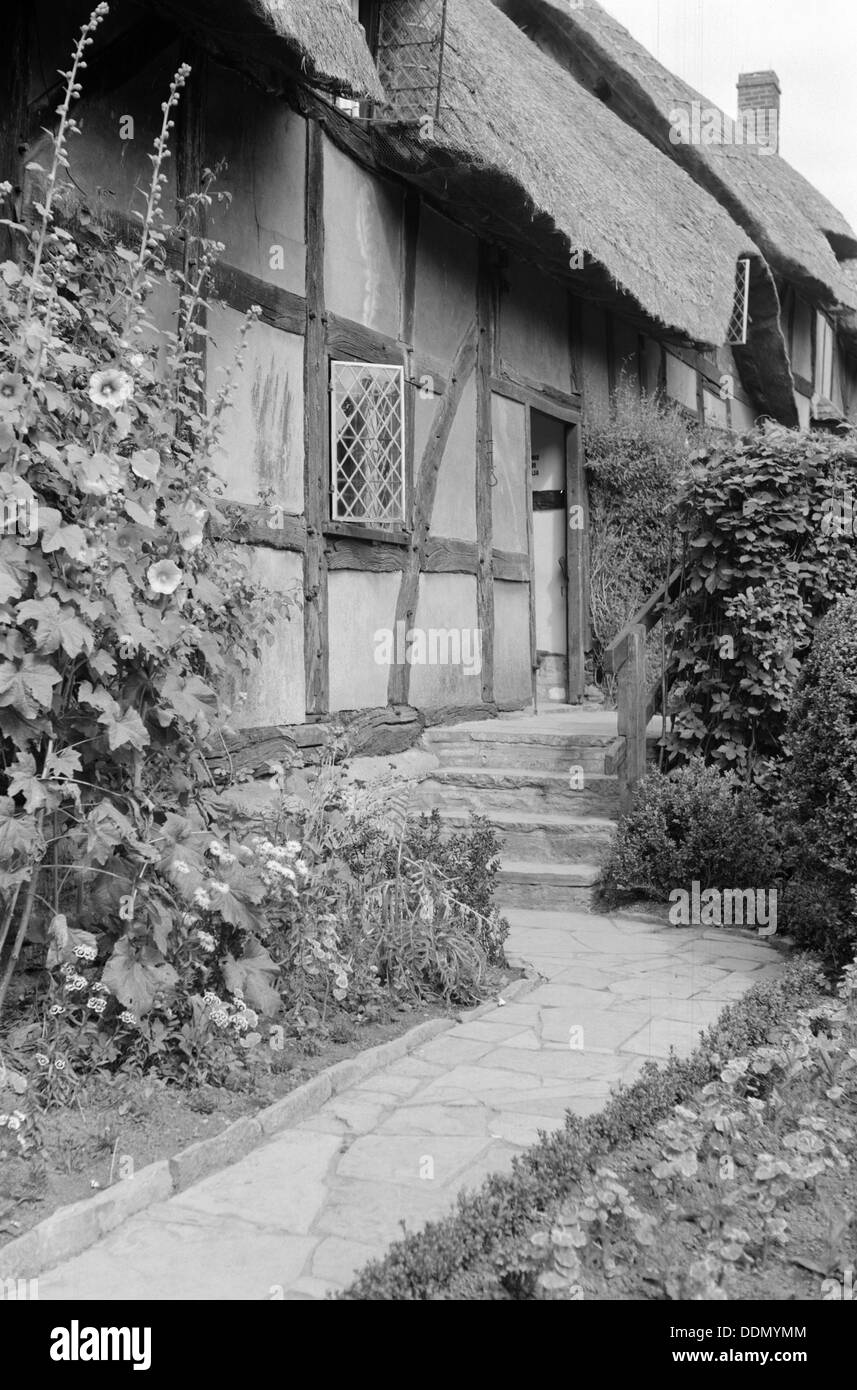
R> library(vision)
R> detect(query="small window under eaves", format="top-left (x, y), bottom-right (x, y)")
top-left (727, 259), bottom-right (751, 346)
top-left (335, 0), bottom-right (380, 116)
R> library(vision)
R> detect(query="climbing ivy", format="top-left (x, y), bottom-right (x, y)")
top-left (662, 423), bottom-right (857, 786)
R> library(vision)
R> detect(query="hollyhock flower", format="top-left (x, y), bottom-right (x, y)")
top-left (0, 373), bottom-right (25, 413)
top-left (147, 559), bottom-right (183, 595)
top-left (88, 368), bottom-right (133, 412)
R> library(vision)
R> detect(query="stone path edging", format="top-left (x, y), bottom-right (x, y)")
top-left (0, 972), bottom-right (538, 1281)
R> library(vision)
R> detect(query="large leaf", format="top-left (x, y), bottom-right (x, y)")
top-left (222, 936), bottom-right (281, 1016)
top-left (17, 596), bottom-right (93, 658)
top-left (102, 938), bottom-right (178, 1016)
top-left (161, 672), bottom-right (218, 727)
top-left (101, 705), bottom-right (150, 752)
top-left (0, 658), bottom-right (62, 718)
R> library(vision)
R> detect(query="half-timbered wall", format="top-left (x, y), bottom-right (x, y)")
top-left (22, 6), bottom-right (841, 757)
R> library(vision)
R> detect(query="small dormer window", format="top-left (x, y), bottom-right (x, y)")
top-left (335, 1), bottom-right (380, 116)
top-left (815, 311), bottom-right (835, 400)
top-left (727, 258), bottom-right (751, 345)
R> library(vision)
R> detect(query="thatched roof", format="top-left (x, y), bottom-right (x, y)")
top-left (373, 0), bottom-right (763, 353)
top-left (496, 0), bottom-right (857, 337)
top-left (150, 0), bottom-right (384, 100)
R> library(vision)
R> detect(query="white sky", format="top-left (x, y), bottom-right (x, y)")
top-left (599, 0), bottom-right (857, 232)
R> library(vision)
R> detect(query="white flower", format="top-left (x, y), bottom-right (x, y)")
top-left (7, 1116), bottom-right (21, 1131)
top-left (209, 880), bottom-right (229, 895)
top-left (285, 841), bottom-right (302, 856)
top-left (54, 1058), bottom-right (67, 1071)
top-left (36, 1054), bottom-right (49, 1068)
top-left (196, 930), bottom-right (215, 953)
top-left (219, 851), bottom-right (236, 866)
top-left (87, 996), bottom-right (107, 1013)
top-left (193, 888), bottom-right (212, 910)
top-left (88, 368), bottom-right (133, 412)
top-left (173, 859), bottom-right (190, 875)
top-left (66, 975), bottom-right (87, 992)
top-left (147, 559), bottom-right (183, 596)
top-left (208, 840), bottom-right (225, 858)
top-left (119, 1010), bottom-right (137, 1025)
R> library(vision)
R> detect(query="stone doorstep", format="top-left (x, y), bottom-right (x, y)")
top-left (0, 974), bottom-right (539, 1283)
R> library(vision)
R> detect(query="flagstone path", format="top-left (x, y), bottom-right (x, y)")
top-left (35, 907), bottom-right (784, 1300)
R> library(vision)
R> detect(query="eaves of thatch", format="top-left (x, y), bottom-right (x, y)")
top-left (495, 0), bottom-right (857, 343)
top-left (147, 0), bottom-right (384, 101)
top-left (370, 0), bottom-right (797, 424)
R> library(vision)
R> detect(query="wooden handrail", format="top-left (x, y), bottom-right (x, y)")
top-left (603, 563), bottom-right (684, 809)
top-left (602, 564), bottom-right (684, 675)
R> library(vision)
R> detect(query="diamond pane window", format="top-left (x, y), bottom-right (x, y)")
top-left (331, 362), bottom-right (406, 525)
top-left (727, 258), bottom-right (751, 345)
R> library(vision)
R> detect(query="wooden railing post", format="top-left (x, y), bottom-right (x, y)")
top-left (616, 623), bottom-right (647, 811)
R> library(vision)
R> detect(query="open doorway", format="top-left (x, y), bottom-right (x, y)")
top-left (529, 408), bottom-right (585, 704)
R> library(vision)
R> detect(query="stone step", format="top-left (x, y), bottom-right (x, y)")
top-left (422, 725), bottom-right (618, 748)
top-left (430, 740), bottom-right (612, 773)
top-left (497, 859), bottom-right (602, 910)
top-left (413, 768), bottom-right (621, 816)
top-left (437, 808), bottom-right (616, 863)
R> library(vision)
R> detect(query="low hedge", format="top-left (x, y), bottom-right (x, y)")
top-left (341, 957), bottom-right (823, 1300)
top-left (779, 593), bottom-right (857, 968)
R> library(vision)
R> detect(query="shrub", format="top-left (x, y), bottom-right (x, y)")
top-left (778, 594), bottom-right (857, 967)
top-left (341, 958), bottom-right (824, 1300)
top-left (586, 382), bottom-right (714, 689)
top-left (599, 760), bottom-right (781, 906)
top-left (348, 810), bottom-right (508, 965)
top-left (664, 423), bottom-right (857, 784)
top-left (0, 14), bottom-right (282, 1032)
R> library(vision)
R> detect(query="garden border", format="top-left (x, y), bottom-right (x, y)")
top-left (0, 970), bottom-right (538, 1281)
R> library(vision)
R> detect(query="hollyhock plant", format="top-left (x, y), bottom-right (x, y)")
top-left (0, 3), bottom-right (287, 1032)
top-left (87, 368), bottom-right (134, 412)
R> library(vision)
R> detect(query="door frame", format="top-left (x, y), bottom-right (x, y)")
top-left (527, 404), bottom-right (586, 705)
top-left (489, 378), bottom-right (585, 705)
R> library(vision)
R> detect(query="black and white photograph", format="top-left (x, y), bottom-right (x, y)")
top-left (1, 0), bottom-right (856, 1342)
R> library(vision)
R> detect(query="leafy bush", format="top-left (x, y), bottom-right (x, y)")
top-left (0, 13), bottom-right (282, 1030)
top-left (345, 809), bottom-right (508, 965)
top-left (778, 594), bottom-right (857, 967)
top-left (525, 964), bottom-right (857, 1301)
top-left (341, 958), bottom-right (823, 1300)
top-left (663, 423), bottom-right (857, 784)
top-left (586, 382), bottom-right (714, 688)
top-left (599, 760), bottom-right (780, 905)
top-left (263, 771), bottom-right (505, 1012)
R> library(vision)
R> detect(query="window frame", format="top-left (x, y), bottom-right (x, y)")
top-left (327, 355), bottom-right (410, 542)
top-left (814, 310), bottom-right (836, 400)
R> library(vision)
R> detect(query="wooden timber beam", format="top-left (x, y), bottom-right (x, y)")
top-left (303, 120), bottom-right (329, 715)
top-left (387, 320), bottom-right (478, 705)
top-left (475, 243), bottom-right (497, 705)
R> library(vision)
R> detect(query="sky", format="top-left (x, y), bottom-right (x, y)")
top-left (598, 0), bottom-right (857, 232)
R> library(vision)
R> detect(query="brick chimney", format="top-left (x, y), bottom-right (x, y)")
top-left (737, 71), bottom-right (780, 153)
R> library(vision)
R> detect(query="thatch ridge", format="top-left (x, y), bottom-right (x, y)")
top-left (151, 0), bottom-right (384, 100)
top-left (499, 0), bottom-right (857, 327)
top-left (376, 0), bottom-right (763, 349)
